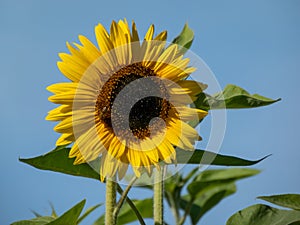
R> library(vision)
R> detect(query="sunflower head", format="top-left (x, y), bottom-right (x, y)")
top-left (46, 19), bottom-right (208, 182)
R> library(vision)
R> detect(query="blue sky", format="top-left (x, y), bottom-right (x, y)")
top-left (1, 0), bottom-right (300, 224)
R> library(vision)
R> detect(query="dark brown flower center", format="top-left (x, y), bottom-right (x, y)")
top-left (95, 63), bottom-right (170, 140)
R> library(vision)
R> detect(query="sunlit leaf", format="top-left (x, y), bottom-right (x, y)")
top-left (49, 202), bottom-right (58, 218)
top-left (179, 168), bottom-right (259, 224)
top-left (193, 168), bottom-right (260, 182)
top-left (181, 182), bottom-right (236, 225)
top-left (226, 204), bottom-right (300, 225)
top-left (187, 168), bottom-right (259, 198)
top-left (12, 201), bottom-right (85, 225)
top-left (77, 203), bottom-right (102, 224)
top-left (31, 210), bottom-right (42, 218)
top-left (47, 199), bottom-right (85, 225)
top-left (172, 23), bottom-right (194, 54)
top-left (20, 148), bottom-right (100, 180)
top-left (258, 194), bottom-right (300, 211)
top-left (195, 84), bottom-right (280, 110)
top-left (176, 148), bottom-right (269, 166)
top-left (11, 217), bottom-right (55, 225)
top-left (21, 147), bottom-right (266, 182)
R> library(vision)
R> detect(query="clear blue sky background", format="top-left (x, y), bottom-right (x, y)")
top-left (1, 0), bottom-right (299, 224)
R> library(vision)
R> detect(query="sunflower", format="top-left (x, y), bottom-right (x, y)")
top-left (46, 19), bottom-right (208, 181)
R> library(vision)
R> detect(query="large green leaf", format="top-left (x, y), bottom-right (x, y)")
top-left (20, 148), bottom-right (266, 181)
top-left (180, 168), bottom-right (259, 224)
top-left (162, 168), bottom-right (259, 225)
top-left (77, 203), bottom-right (102, 224)
top-left (176, 149), bottom-right (269, 166)
top-left (258, 194), bottom-right (300, 211)
top-left (172, 23), bottom-right (194, 54)
top-left (20, 148), bottom-right (100, 180)
top-left (11, 200), bottom-right (85, 225)
top-left (93, 198), bottom-right (153, 225)
top-left (47, 200), bottom-right (85, 225)
top-left (181, 182), bottom-right (236, 225)
top-left (193, 168), bottom-right (260, 183)
top-left (195, 84), bottom-right (280, 110)
top-left (11, 217), bottom-right (55, 225)
top-left (187, 168), bottom-right (259, 197)
top-left (226, 204), bottom-right (300, 225)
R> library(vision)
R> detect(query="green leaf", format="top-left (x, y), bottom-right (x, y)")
top-left (181, 168), bottom-right (259, 224)
top-left (77, 203), bottom-right (102, 224)
top-left (11, 201), bottom-right (86, 225)
top-left (258, 194), bottom-right (300, 211)
top-left (163, 168), bottom-right (200, 223)
top-left (195, 84), bottom-right (280, 110)
top-left (194, 168), bottom-right (260, 182)
top-left (164, 167), bottom-right (199, 194)
top-left (31, 210), bottom-right (43, 218)
top-left (187, 169), bottom-right (259, 197)
top-left (21, 147), bottom-right (266, 182)
top-left (176, 148), bottom-right (269, 166)
top-left (289, 222), bottom-right (300, 225)
top-left (20, 148), bottom-right (100, 180)
top-left (11, 217), bottom-right (55, 225)
top-left (181, 182), bottom-right (236, 225)
top-left (93, 199), bottom-right (153, 225)
top-left (49, 203), bottom-right (58, 218)
top-left (172, 23), bottom-right (194, 54)
top-left (48, 199), bottom-right (86, 225)
top-left (226, 204), bottom-right (300, 225)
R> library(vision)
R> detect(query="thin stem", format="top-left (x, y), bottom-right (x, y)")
top-left (105, 177), bottom-right (117, 225)
top-left (178, 198), bottom-right (193, 225)
top-left (116, 184), bottom-right (146, 225)
top-left (113, 176), bottom-right (137, 220)
top-left (154, 166), bottom-right (165, 225)
top-left (168, 194), bottom-right (180, 224)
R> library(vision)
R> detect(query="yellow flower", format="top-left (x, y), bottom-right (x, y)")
top-left (46, 19), bottom-right (208, 181)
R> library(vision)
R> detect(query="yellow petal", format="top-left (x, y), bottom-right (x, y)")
top-left (144, 24), bottom-right (154, 40)
top-left (118, 19), bottom-right (131, 38)
top-left (177, 80), bottom-right (208, 94)
top-left (157, 140), bottom-right (175, 163)
top-left (176, 106), bottom-right (208, 121)
top-left (154, 31), bottom-right (167, 41)
top-left (110, 21), bottom-right (132, 66)
top-left (108, 137), bottom-right (126, 159)
top-left (127, 148), bottom-right (141, 167)
top-left (77, 35), bottom-right (101, 63)
top-left (56, 133), bottom-right (74, 146)
top-left (131, 21), bottom-right (140, 42)
top-left (154, 44), bottom-right (178, 73)
top-left (47, 83), bottom-right (78, 94)
top-left (117, 161), bottom-right (128, 180)
top-left (57, 61), bottom-right (82, 82)
top-left (59, 52), bottom-right (89, 72)
top-left (95, 23), bottom-right (114, 54)
top-left (46, 105), bottom-right (72, 121)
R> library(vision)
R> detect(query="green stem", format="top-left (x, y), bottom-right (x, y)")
top-left (154, 167), bottom-right (165, 225)
top-left (105, 177), bottom-right (117, 225)
top-left (178, 198), bottom-right (194, 225)
top-left (117, 184), bottom-right (146, 225)
top-left (168, 194), bottom-right (180, 224)
top-left (113, 176), bottom-right (137, 221)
